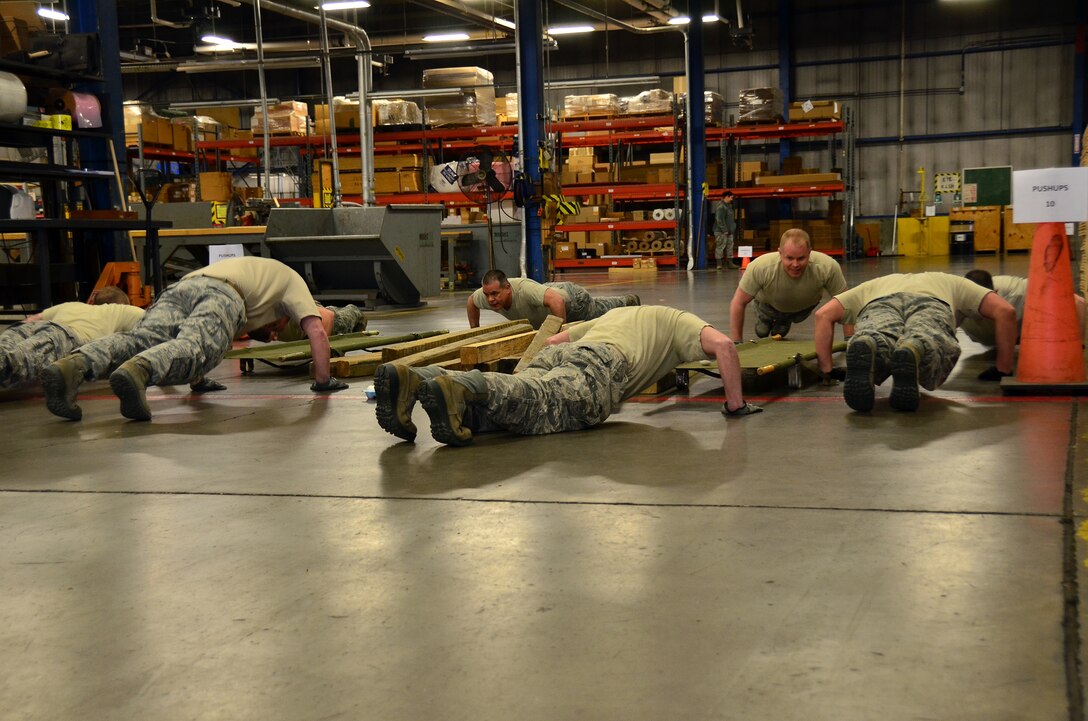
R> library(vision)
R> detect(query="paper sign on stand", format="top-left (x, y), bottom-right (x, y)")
top-left (209, 244), bottom-right (245, 264)
top-left (738, 245), bottom-right (753, 258)
top-left (1012, 167), bottom-right (1088, 223)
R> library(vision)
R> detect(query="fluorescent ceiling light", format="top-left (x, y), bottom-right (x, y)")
top-left (546, 25), bottom-right (594, 35)
top-left (495, 18), bottom-right (515, 30)
top-left (423, 32), bottom-right (471, 42)
top-left (37, 7), bottom-right (69, 21)
top-left (368, 88), bottom-right (468, 100)
top-left (319, 0), bottom-right (370, 9)
top-left (546, 75), bottom-right (659, 89)
top-left (201, 34), bottom-right (240, 49)
top-left (668, 14), bottom-right (719, 25)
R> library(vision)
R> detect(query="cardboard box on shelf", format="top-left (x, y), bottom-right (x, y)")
top-left (649, 152), bottom-right (679, 165)
top-left (171, 123), bottom-right (192, 152)
top-left (589, 230), bottom-right (612, 244)
top-left (788, 100), bottom-right (841, 122)
top-left (554, 242), bottom-right (577, 259)
top-left (565, 231), bottom-right (588, 245)
top-left (566, 155), bottom-right (595, 172)
top-left (199, 172), bottom-right (233, 202)
top-left (754, 172), bottom-right (840, 186)
top-left (739, 161), bottom-right (768, 182)
top-left (195, 107), bottom-right (242, 129)
top-left (374, 154), bottom-right (424, 171)
top-left (373, 171), bottom-right (399, 194)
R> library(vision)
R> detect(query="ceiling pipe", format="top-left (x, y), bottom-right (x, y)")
top-left (617, 0), bottom-right (676, 25)
top-left (550, 0), bottom-right (679, 34)
top-left (149, 0), bottom-right (191, 29)
top-left (233, 0), bottom-right (375, 206)
top-left (408, 0), bottom-right (516, 36)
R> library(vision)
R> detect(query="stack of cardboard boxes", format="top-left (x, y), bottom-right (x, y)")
top-left (251, 101), bottom-right (310, 135)
top-left (421, 67), bottom-right (497, 128)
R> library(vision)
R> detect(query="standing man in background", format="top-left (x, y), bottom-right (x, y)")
top-left (713, 191), bottom-right (738, 270)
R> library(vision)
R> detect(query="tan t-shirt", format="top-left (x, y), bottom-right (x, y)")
top-left (959, 275), bottom-right (1028, 345)
top-left (39, 302), bottom-right (145, 345)
top-left (834, 272), bottom-right (992, 325)
top-left (566, 306), bottom-right (709, 400)
top-left (738, 250), bottom-right (847, 312)
top-left (471, 277), bottom-right (568, 328)
top-left (184, 256), bottom-right (320, 333)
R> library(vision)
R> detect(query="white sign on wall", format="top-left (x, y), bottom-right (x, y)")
top-left (1012, 167), bottom-right (1088, 223)
top-left (208, 244), bottom-right (245, 264)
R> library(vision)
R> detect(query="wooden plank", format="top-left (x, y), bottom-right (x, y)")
top-left (328, 351), bottom-right (384, 378)
top-left (459, 330), bottom-right (536, 366)
top-left (392, 323), bottom-right (533, 368)
top-left (380, 320), bottom-right (528, 362)
top-left (512, 315), bottom-right (565, 373)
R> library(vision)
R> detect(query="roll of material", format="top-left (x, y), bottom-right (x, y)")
top-left (662, 239), bottom-right (675, 251)
top-left (640, 230), bottom-right (664, 242)
top-left (638, 240), bottom-right (651, 252)
top-left (64, 91), bottom-right (102, 128)
top-left (625, 240), bottom-right (640, 253)
top-left (650, 240), bottom-right (664, 251)
top-left (0, 72), bottom-right (26, 123)
top-left (651, 208), bottom-right (666, 221)
top-left (663, 208), bottom-right (677, 221)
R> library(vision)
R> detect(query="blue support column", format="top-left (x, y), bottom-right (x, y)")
top-left (515, 0), bottom-right (545, 281)
top-left (72, 0), bottom-right (127, 261)
top-left (686, 0), bottom-right (707, 270)
top-left (1074, 8), bottom-right (1086, 166)
top-left (777, 0), bottom-right (793, 219)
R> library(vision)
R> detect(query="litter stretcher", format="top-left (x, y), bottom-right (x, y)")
top-left (674, 336), bottom-right (848, 390)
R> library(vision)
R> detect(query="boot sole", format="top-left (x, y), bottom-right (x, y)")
top-left (110, 368), bottom-right (152, 421)
top-left (417, 380), bottom-right (473, 447)
top-left (40, 365), bottom-right (82, 421)
top-left (373, 364), bottom-right (416, 442)
top-left (843, 340), bottom-right (876, 412)
top-left (889, 348), bottom-right (921, 412)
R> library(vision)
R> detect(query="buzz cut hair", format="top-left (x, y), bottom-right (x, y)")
top-left (779, 228), bottom-right (811, 251)
top-left (481, 269), bottom-right (510, 287)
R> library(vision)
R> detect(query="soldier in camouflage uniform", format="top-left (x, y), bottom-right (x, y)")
top-left (0, 287), bottom-right (140, 388)
top-left (467, 269), bottom-right (640, 329)
top-left (813, 272), bottom-right (1017, 413)
top-left (376, 305), bottom-right (762, 447)
top-left (40, 257), bottom-right (349, 422)
top-left (253, 303), bottom-right (367, 342)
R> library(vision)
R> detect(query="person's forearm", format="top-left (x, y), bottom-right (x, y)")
top-left (814, 319), bottom-right (834, 373)
top-left (467, 304), bottom-right (480, 328)
top-left (995, 315), bottom-right (1016, 373)
top-left (728, 301), bottom-right (745, 341)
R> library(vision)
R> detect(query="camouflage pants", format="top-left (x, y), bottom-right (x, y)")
top-left (752, 300), bottom-right (816, 337)
top-left (75, 276), bottom-right (246, 385)
top-left (714, 232), bottom-right (734, 263)
top-left (330, 304), bottom-right (366, 335)
top-left (854, 292), bottom-right (960, 390)
top-left (549, 282), bottom-right (629, 321)
top-left (0, 322), bottom-right (79, 387)
top-left (424, 342), bottom-right (630, 436)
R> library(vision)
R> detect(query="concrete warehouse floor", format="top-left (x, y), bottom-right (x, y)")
top-left (3, 251), bottom-right (1087, 721)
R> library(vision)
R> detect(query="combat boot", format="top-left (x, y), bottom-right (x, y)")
top-left (40, 354), bottom-right (90, 420)
top-left (374, 363), bottom-right (421, 442)
top-left (625, 294), bottom-right (641, 306)
top-left (110, 357), bottom-right (154, 421)
top-left (889, 339), bottom-right (922, 412)
top-left (843, 336), bottom-right (876, 412)
top-left (417, 376), bottom-right (487, 447)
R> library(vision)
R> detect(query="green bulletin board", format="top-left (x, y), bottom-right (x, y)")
top-left (962, 166), bottom-right (1012, 206)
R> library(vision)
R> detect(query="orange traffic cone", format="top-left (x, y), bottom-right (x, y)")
top-left (740, 256), bottom-right (750, 271)
top-left (1013, 222), bottom-right (1086, 384)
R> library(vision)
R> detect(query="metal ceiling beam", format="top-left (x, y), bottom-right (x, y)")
top-left (407, 0), bottom-right (514, 35)
top-left (550, 0), bottom-right (678, 34)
